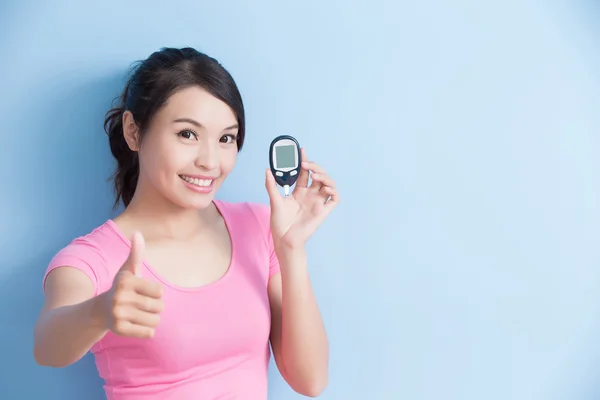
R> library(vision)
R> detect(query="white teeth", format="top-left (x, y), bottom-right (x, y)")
top-left (180, 175), bottom-right (213, 187)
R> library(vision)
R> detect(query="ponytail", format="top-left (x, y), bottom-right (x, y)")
top-left (103, 82), bottom-right (139, 209)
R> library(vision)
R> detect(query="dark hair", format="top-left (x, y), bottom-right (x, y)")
top-left (103, 47), bottom-right (245, 209)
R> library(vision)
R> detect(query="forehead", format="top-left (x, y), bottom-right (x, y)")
top-left (156, 86), bottom-right (237, 128)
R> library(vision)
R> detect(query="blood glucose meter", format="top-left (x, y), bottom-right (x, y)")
top-left (269, 135), bottom-right (301, 196)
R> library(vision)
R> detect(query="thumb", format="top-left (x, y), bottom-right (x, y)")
top-left (121, 231), bottom-right (145, 276)
top-left (265, 168), bottom-right (282, 206)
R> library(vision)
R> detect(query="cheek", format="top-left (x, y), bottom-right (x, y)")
top-left (219, 148), bottom-right (238, 176)
top-left (140, 140), bottom-right (187, 180)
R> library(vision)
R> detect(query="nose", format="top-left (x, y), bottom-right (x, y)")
top-left (194, 141), bottom-right (219, 171)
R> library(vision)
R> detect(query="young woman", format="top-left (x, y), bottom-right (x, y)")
top-left (33, 47), bottom-right (339, 399)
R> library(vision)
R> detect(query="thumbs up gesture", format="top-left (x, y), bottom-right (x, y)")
top-left (102, 231), bottom-right (164, 338)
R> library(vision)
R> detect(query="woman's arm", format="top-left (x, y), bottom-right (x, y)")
top-left (34, 267), bottom-right (109, 367)
top-left (268, 245), bottom-right (329, 397)
top-left (35, 237), bottom-right (164, 368)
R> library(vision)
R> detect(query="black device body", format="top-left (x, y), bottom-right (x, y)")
top-left (269, 135), bottom-right (302, 188)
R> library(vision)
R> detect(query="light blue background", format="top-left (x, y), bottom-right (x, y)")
top-left (1, 1), bottom-right (599, 399)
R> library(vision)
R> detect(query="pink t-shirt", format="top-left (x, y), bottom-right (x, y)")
top-left (43, 200), bottom-right (280, 400)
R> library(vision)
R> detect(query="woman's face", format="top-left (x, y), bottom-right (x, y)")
top-left (126, 86), bottom-right (240, 210)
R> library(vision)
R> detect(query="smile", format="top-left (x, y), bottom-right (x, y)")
top-left (179, 175), bottom-right (215, 187)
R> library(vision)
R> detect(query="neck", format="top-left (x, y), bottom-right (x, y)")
top-left (117, 180), bottom-right (214, 241)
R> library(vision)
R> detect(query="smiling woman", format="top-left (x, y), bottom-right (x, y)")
top-left (105, 49), bottom-right (245, 210)
top-left (117, 85), bottom-right (240, 207)
top-left (32, 47), bottom-right (339, 399)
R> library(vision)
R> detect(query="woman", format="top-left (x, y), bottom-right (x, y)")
top-left (33, 47), bottom-right (339, 399)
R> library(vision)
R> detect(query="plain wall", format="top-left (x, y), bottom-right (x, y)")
top-left (1, 0), bottom-right (599, 399)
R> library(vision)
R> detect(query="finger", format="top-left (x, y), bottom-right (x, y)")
top-left (319, 185), bottom-right (332, 201)
top-left (126, 309), bottom-right (161, 328)
top-left (310, 172), bottom-right (336, 189)
top-left (295, 148), bottom-right (310, 188)
top-left (131, 293), bottom-right (164, 313)
top-left (301, 160), bottom-right (327, 192)
top-left (131, 277), bottom-right (163, 299)
top-left (121, 231), bottom-right (145, 276)
top-left (323, 186), bottom-right (340, 210)
top-left (114, 320), bottom-right (155, 338)
top-left (265, 168), bottom-right (282, 206)
top-left (310, 172), bottom-right (324, 193)
top-left (301, 160), bottom-right (325, 174)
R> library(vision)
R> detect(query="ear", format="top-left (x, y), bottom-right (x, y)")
top-left (122, 110), bottom-right (141, 151)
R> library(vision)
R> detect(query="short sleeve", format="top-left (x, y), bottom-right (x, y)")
top-left (43, 237), bottom-right (107, 296)
top-left (249, 202), bottom-right (281, 279)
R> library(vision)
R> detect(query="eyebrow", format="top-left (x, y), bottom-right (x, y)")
top-left (173, 118), bottom-right (238, 131)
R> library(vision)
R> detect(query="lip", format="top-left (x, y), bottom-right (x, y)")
top-left (179, 175), bottom-right (216, 194)
top-left (179, 174), bottom-right (219, 180)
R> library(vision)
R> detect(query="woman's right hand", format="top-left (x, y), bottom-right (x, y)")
top-left (100, 231), bottom-right (164, 338)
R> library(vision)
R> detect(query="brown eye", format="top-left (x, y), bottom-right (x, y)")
top-left (178, 129), bottom-right (197, 140)
top-left (220, 134), bottom-right (237, 144)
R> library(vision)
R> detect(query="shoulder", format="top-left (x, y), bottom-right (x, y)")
top-left (49, 222), bottom-right (114, 266)
top-left (214, 200), bottom-right (272, 242)
top-left (214, 200), bottom-right (271, 227)
top-left (214, 200), bottom-right (280, 276)
top-left (44, 221), bottom-right (124, 295)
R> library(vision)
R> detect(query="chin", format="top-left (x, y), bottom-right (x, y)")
top-left (184, 195), bottom-right (216, 210)
top-left (164, 193), bottom-right (215, 210)
top-left (167, 178), bottom-right (224, 210)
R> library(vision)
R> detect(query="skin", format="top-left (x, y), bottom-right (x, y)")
top-left (33, 85), bottom-right (339, 397)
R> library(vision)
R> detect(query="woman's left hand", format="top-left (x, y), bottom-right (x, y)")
top-left (265, 148), bottom-right (340, 250)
